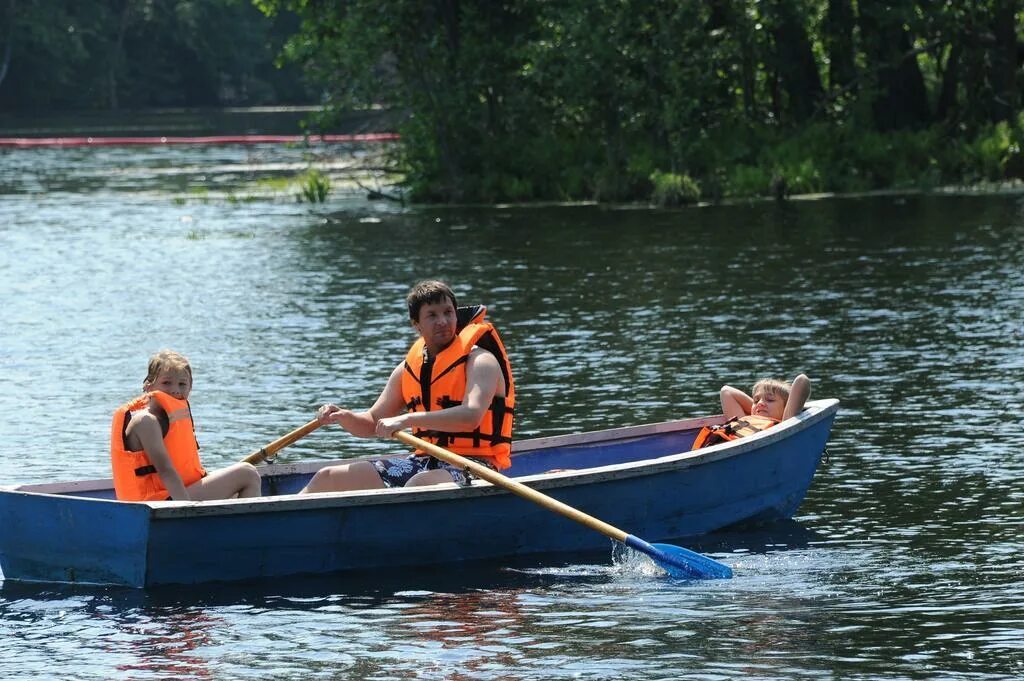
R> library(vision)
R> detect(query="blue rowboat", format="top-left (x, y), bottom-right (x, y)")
top-left (0, 399), bottom-right (838, 588)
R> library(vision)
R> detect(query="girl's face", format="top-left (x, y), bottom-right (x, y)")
top-left (751, 387), bottom-right (785, 421)
top-left (145, 368), bottom-right (192, 400)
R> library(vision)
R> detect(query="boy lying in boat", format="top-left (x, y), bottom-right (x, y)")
top-left (300, 279), bottom-right (515, 493)
top-left (110, 350), bottom-right (262, 501)
top-left (692, 373), bottom-right (811, 449)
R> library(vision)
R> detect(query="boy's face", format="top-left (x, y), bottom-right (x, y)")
top-left (751, 387), bottom-right (785, 421)
top-left (145, 368), bottom-right (192, 400)
top-left (412, 298), bottom-right (457, 350)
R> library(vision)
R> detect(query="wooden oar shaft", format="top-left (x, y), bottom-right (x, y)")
top-left (241, 419), bottom-right (322, 465)
top-left (394, 431), bottom-right (628, 543)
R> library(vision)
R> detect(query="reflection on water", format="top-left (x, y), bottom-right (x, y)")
top-left (1, 145), bottom-right (1023, 678)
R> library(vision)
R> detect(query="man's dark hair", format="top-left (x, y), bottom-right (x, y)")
top-left (407, 280), bottom-right (458, 320)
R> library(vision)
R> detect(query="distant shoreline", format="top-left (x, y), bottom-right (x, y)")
top-left (0, 105), bottom-right (400, 138)
top-left (0, 133), bottom-right (399, 148)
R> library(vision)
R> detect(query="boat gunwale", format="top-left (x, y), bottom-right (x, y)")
top-left (3, 399), bottom-right (838, 520)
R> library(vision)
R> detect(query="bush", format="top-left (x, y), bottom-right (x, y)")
top-left (967, 120), bottom-right (1024, 181)
top-left (725, 164), bottom-right (770, 198)
top-left (297, 169), bottom-right (331, 203)
top-left (771, 159), bottom-right (822, 195)
top-left (650, 171), bottom-right (701, 206)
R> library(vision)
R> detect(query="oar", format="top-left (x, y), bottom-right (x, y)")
top-left (241, 419), bottom-right (322, 465)
top-left (393, 431), bottom-right (732, 580)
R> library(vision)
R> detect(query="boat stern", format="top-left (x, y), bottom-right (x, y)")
top-left (0, 488), bottom-right (151, 587)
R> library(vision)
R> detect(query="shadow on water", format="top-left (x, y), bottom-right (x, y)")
top-left (0, 553), bottom-right (609, 611)
top-left (0, 519), bottom-right (822, 610)
top-left (0, 520), bottom-right (842, 678)
top-left (694, 518), bottom-right (827, 554)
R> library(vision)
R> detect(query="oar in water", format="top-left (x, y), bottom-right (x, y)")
top-left (393, 431), bottom-right (733, 580)
top-left (241, 419), bottom-right (322, 465)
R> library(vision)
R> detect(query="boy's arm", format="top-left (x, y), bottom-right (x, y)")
top-left (375, 348), bottom-right (501, 438)
top-left (782, 374), bottom-right (811, 420)
top-left (128, 412), bottom-right (190, 500)
top-left (720, 385), bottom-right (752, 419)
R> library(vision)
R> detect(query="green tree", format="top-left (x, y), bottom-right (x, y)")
top-left (0, 0), bottom-right (312, 111)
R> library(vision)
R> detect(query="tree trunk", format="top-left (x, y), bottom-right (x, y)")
top-left (990, 0), bottom-right (1018, 122)
top-left (707, 0), bottom-right (757, 118)
top-left (766, 0), bottom-right (825, 123)
top-left (107, 0), bottom-right (133, 109)
top-left (936, 42), bottom-right (962, 122)
top-left (439, 0), bottom-right (459, 61)
top-left (0, 0), bottom-right (15, 90)
top-left (823, 0), bottom-right (856, 92)
top-left (858, 1), bottom-right (931, 130)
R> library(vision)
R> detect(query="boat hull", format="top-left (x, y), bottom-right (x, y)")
top-left (0, 400), bottom-right (838, 587)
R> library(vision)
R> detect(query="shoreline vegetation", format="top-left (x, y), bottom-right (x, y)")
top-left (5, 107), bottom-right (1024, 209)
top-left (4, 3), bottom-right (1023, 207)
top-left (6, 105), bottom-right (1024, 206)
top-left (250, 1), bottom-right (1024, 207)
top-left (641, 118), bottom-right (1024, 207)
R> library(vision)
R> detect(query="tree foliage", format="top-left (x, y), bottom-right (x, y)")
top-left (0, 0), bottom-right (312, 111)
top-left (4, 1), bottom-right (1022, 202)
top-left (255, 0), bottom-right (1024, 202)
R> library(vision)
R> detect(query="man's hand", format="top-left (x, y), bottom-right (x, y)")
top-left (375, 414), bottom-right (409, 439)
top-left (317, 403), bottom-right (350, 425)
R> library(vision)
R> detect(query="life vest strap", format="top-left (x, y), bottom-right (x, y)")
top-left (135, 465), bottom-right (158, 477)
top-left (489, 396), bottom-right (512, 447)
top-left (419, 352), bottom-right (434, 413)
top-left (437, 395), bottom-right (461, 409)
top-left (414, 428), bottom-right (513, 446)
top-left (430, 355), bottom-right (468, 384)
top-left (691, 415), bottom-right (777, 451)
top-left (426, 396), bottom-right (513, 448)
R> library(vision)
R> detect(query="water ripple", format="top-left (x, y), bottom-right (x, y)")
top-left (1, 150), bottom-right (1023, 678)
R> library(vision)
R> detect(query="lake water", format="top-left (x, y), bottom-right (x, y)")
top-left (1, 144), bottom-right (1023, 679)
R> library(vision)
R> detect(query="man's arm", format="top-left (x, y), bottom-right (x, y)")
top-left (317, 363), bottom-right (408, 438)
top-left (375, 348), bottom-right (502, 438)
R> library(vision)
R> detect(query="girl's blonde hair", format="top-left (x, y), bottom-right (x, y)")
top-left (145, 349), bottom-right (192, 384)
top-left (751, 378), bottom-right (790, 401)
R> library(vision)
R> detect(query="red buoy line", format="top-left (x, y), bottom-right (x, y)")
top-left (0, 132), bottom-right (400, 148)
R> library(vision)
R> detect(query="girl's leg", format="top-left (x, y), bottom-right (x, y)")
top-left (188, 462), bottom-right (262, 500)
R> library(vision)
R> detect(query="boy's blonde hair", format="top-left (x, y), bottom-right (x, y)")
top-left (145, 350), bottom-right (192, 384)
top-left (751, 378), bottom-right (790, 401)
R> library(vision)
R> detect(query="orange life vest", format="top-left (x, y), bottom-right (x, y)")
top-left (691, 414), bottom-right (779, 450)
top-left (110, 390), bottom-right (206, 501)
top-left (400, 305), bottom-right (515, 469)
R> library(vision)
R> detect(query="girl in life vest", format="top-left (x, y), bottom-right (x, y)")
top-left (110, 350), bottom-right (262, 501)
top-left (692, 373), bottom-right (811, 450)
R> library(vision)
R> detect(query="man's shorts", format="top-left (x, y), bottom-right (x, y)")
top-left (371, 454), bottom-right (496, 488)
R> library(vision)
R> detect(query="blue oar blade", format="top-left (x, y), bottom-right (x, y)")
top-left (650, 542), bottom-right (733, 579)
top-left (624, 535), bottom-right (733, 580)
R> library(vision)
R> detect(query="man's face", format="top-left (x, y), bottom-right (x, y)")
top-left (413, 298), bottom-right (457, 350)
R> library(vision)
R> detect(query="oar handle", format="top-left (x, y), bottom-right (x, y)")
top-left (241, 419), bottom-right (322, 465)
top-left (394, 430), bottom-right (628, 543)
